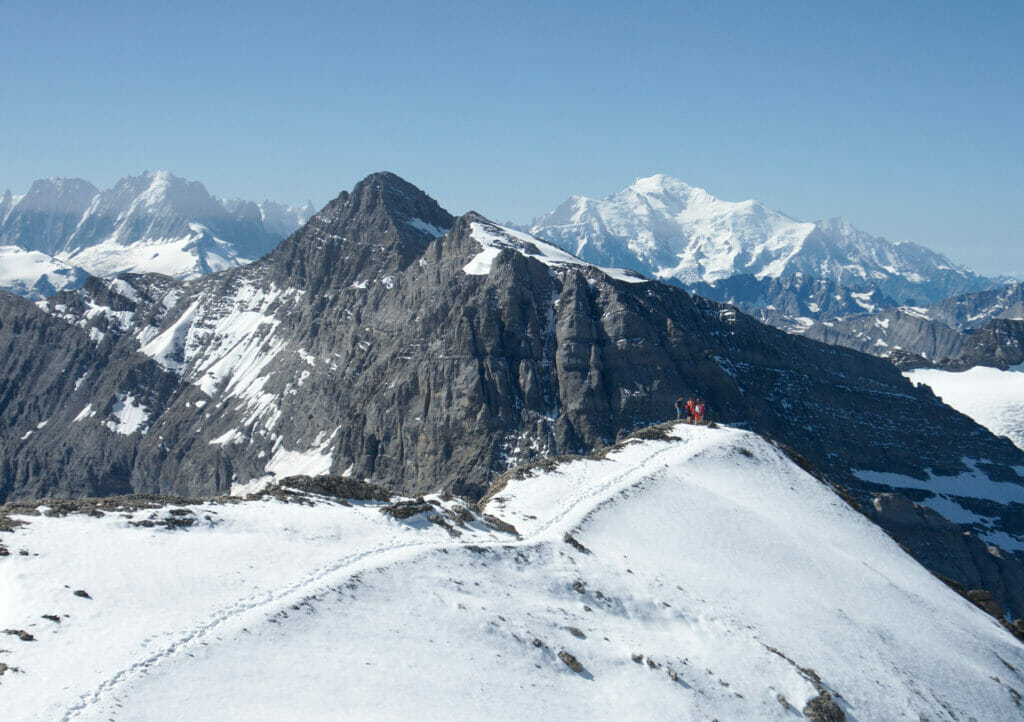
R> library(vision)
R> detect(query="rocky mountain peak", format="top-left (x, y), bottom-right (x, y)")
top-left (268, 172), bottom-right (454, 293)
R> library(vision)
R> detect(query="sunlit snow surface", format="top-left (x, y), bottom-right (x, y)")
top-left (0, 245), bottom-right (87, 297)
top-left (906, 364), bottom-right (1024, 452)
top-left (2, 426), bottom-right (1023, 721)
top-left (466, 221), bottom-right (646, 283)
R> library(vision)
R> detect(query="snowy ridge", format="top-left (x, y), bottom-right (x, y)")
top-left (2, 424), bottom-right (1022, 720)
top-left (139, 278), bottom-right (293, 429)
top-left (466, 219), bottom-right (646, 283)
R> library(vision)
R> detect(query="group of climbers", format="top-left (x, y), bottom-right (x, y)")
top-left (674, 396), bottom-right (708, 424)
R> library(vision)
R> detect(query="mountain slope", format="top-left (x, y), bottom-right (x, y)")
top-left (0, 172), bottom-right (313, 295)
top-left (2, 425), bottom-right (1022, 721)
top-left (530, 175), bottom-right (1000, 312)
top-left (7, 172), bottom-right (1020, 502)
top-left (801, 283), bottom-right (1024, 370)
top-left (3, 172), bottom-right (1024, 612)
top-left (0, 246), bottom-right (89, 299)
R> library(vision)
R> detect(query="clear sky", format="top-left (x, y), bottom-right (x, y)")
top-left (2, 1), bottom-right (1021, 276)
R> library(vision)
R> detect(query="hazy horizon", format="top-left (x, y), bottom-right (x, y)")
top-left (2, 1), bottom-right (1021, 277)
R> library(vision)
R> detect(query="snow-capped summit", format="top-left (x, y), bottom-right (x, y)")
top-left (0, 172), bottom-right (316, 297)
top-left (531, 175), bottom-right (815, 286)
top-left (530, 175), bottom-right (998, 308)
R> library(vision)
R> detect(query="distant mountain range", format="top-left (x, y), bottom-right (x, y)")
top-left (801, 282), bottom-right (1024, 370)
top-left (529, 175), bottom-right (1009, 322)
top-left (0, 171), bottom-right (313, 298)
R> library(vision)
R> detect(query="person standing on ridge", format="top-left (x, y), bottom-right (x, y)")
top-left (686, 397), bottom-right (695, 424)
top-left (675, 396), bottom-right (685, 419)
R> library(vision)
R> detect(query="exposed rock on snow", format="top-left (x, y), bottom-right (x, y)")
top-left (800, 284), bottom-right (1024, 371)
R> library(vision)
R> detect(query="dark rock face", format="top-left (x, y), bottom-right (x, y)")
top-left (3, 172), bottom-right (1022, 499)
top-left (269, 171), bottom-right (455, 295)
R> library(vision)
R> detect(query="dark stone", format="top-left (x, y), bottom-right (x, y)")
top-left (73, 589), bottom-right (91, 599)
top-left (380, 500), bottom-right (434, 519)
top-left (481, 514), bottom-right (518, 537)
top-left (565, 627), bottom-right (585, 639)
top-left (275, 474), bottom-right (390, 502)
top-left (42, 614), bottom-right (61, 624)
top-left (563, 532), bottom-right (589, 553)
top-left (558, 650), bottom-right (585, 674)
top-left (3, 629), bottom-right (35, 641)
top-left (803, 691), bottom-right (845, 722)
top-left (967, 589), bottom-right (1005, 619)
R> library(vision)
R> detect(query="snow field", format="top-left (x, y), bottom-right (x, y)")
top-left (907, 364), bottom-right (1024, 452)
top-left (1, 424), bottom-right (1022, 720)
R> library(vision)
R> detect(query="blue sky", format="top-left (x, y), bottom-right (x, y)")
top-left (1, 1), bottom-right (1021, 276)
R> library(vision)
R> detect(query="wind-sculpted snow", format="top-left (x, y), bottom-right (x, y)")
top-left (2, 425), bottom-right (1022, 720)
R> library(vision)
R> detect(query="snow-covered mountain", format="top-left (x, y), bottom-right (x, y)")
top-left (4, 171), bottom-right (1024, 641)
top-left (3, 424), bottom-right (1023, 721)
top-left (0, 246), bottom-right (89, 298)
top-left (530, 174), bottom-right (1001, 313)
top-left (0, 172), bottom-right (313, 297)
top-left (221, 197), bottom-right (317, 239)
